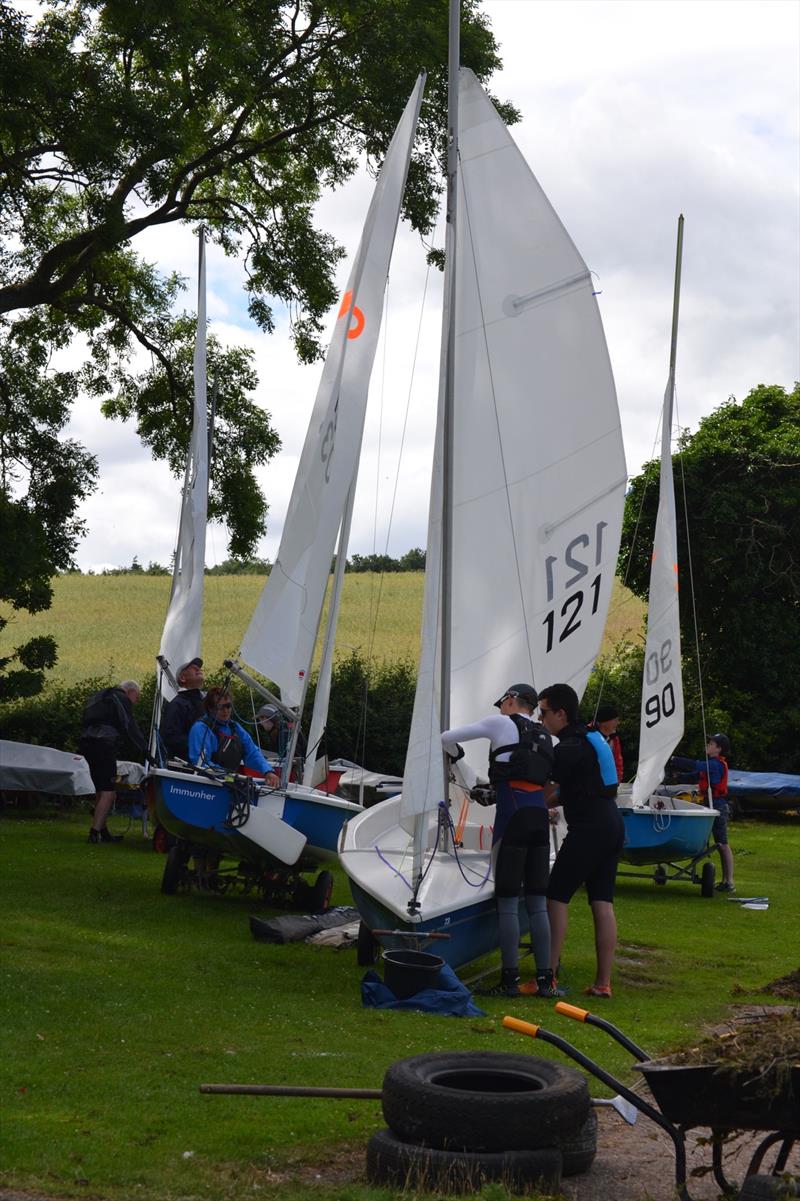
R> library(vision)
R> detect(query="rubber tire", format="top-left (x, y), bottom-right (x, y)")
top-left (356, 921), bottom-right (379, 967)
top-left (382, 1051), bottom-right (589, 1153)
top-left (654, 865), bottom-right (668, 886)
top-left (700, 860), bottom-right (716, 897)
top-left (309, 870), bottom-right (333, 913)
top-left (738, 1173), bottom-right (800, 1200)
top-left (366, 1128), bottom-right (563, 1193)
top-left (559, 1107), bottom-right (598, 1176)
top-left (161, 845), bottom-right (189, 895)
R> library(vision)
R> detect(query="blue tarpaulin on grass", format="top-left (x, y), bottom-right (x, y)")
top-left (361, 963), bottom-right (487, 1017)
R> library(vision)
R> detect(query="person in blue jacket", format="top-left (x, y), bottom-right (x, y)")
top-left (188, 687), bottom-right (280, 786)
top-left (670, 733), bottom-right (734, 893)
top-left (538, 682), bottom-right (625, 999)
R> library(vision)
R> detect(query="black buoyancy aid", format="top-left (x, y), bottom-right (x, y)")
top-left (699, 757), bottom-right (729, 800)
top-left (203, 718), bottom-right (244, 772)
top-left (488, 714), bottom-right (554, 786)
top-left (81, 687), bottom-right (121, 728)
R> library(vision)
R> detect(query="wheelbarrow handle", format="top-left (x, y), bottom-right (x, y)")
top-left (370, 929), bottom-right (451, 940)
top-left (554, 1001), bottom-right (651, 1063)
top-left (502, 1017), bottom-right (676, 1134)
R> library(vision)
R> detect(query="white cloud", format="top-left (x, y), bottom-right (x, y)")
top-left (61, 0), bottom-right (798, 572)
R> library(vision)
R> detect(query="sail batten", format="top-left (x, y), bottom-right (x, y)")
top-left (240, 77), bottom-right (426, 709)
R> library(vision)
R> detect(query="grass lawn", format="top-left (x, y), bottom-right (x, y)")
top-left (1, 807), bottom-right (797, 1201)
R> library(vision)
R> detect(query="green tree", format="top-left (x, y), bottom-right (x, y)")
top-left (0, 0), bottom-right (507, 701)
top-left (619, 383), bottom-right (800, 771)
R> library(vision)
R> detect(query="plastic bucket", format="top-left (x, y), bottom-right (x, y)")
top-left (382, 949), bottom-right (444, 999)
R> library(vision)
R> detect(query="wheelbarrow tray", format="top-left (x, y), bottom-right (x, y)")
top-left (634, 1062), bottom-right (800, 1133)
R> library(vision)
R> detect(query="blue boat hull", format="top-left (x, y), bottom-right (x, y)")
top-left (150, 771), bottom-right (356, 868)
top-left (349, 880), bottom-right (506, 971)
top-left (619, 806), bottom-right (716, 866)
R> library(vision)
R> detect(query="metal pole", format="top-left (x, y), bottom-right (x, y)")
top-left (440, 0), bottom-right (460, 759)
top-left (667, 215), bottom-right (684, 382)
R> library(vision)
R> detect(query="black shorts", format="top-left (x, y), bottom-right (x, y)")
top-left (547, 812), bottom-right (625, 905)
top-left (78, 737), bottom-right (117, 793)
top-left (494, 804), bottom-right (551, 899)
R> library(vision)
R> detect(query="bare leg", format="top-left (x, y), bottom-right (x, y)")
top-left (718, 843), bottom-right (735, 886)
top-left (547, 898), bottom-right (569, 976)
top-left (589, 900), bottom-right (617, 990)
top-left (91, 790), bottom-right (116, 830)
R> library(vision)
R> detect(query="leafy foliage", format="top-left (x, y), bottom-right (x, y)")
top-left (618, 383), bottom-right (800, 772)
top-left (0, 0), bottom-right (506, 700)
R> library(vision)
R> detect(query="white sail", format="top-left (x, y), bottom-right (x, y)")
top-left (158, 231), bottom-right (209, 701)
top-left (240, 77), bottom-right (425, 708)
top-left (631, 371), bottom-right (684, 805)
top-left (400, 69), bottom-right (627, 823)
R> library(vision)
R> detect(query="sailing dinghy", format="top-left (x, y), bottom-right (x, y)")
top-left (149, 80), bottom-right (426, 899)
top-left (339, 16), bottom-right (627, 970)
top-left (615, 217), bottom-right (718, 893)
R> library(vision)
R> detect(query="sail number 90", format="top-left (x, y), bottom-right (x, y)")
top-left (542, 522), bottom-right (607, 654)
top-left (643, 639), bottom-right (676, 728)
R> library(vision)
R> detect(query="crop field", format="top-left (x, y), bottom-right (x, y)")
top-left (7, 574), bottom-right (645, 688)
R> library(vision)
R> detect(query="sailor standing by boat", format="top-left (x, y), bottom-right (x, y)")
top-left (189, 687), bottom-right (280, 785)
top-left (441, 685), bottom-right (558, 998)
top-left (79, 680), bottom-right (148, 844)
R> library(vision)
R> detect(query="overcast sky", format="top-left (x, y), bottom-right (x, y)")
top-left (65, 0), bottom-right (800, 572)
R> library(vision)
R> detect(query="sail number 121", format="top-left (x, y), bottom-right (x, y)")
top-left (542, 522), bottom-right (607, 654)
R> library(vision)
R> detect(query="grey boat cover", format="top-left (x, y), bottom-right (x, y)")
top-left (0, 740), bottom-right (95, 796)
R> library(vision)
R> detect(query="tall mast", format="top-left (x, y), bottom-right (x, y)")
top-left (667, 214), bottom-right (684, 406)
top-left (440, 0), bottom-right (460, 736)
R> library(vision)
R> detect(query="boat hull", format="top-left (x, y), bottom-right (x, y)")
top-left (149, 769), bottom-right (360, 868)
top-left (618, 792), bottom-right (716, 866)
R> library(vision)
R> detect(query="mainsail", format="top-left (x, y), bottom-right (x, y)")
top-left (632, 219), bottom-right (685, 805)
top-left (158, 230), bottom-right (209, 701)
top-left (401, 69), bottom-right (627, 829)
top-left (240, 76), bottom-right (426, 709)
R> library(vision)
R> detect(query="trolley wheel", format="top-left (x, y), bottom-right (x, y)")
top-left (700, 860), bottom-right (716, 897)
top-left (161, 844), bottom-right (189, 895)
top-left (357, 921), bottom-right (380, 966)
top-left (309, 870), bottom-right (334, 913)
top-left (654, 865), bottom-right (668, 886)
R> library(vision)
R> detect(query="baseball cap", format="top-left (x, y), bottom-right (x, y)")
top-left (177, 657), bottom-right (203, 681)
top-left (257, 704), bottom-right (279, 721)
top-left (494, 683), bottom-right (538, 708)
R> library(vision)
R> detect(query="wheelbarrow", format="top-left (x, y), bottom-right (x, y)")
top-left (503, 1004), bottom-right (798, 1201)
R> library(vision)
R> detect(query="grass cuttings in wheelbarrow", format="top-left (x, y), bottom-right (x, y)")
top-left (662, 1007), bottom-right (800, 1104)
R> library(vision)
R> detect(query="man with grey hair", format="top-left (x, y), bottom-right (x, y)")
top-left (79, 680), bottom-right (148, 843)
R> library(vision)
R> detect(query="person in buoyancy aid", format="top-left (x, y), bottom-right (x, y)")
top-left (441, 683), bottom-right (558, 999)
top-left (188, 687), bottom-right (280, 786)
top-left (669, 733), bottom-right (734, 892)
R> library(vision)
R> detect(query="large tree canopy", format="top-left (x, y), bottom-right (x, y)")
top-left (0, 0), bottom-right (507, 697)
top-left (619, 382), bottom-right (800, 771)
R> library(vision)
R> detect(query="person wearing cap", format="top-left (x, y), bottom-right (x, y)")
top-left (256, 704), bottom-right (307, 763)
top-left (537, 682), bottom-right (625, 999)
top-left (441, 684), bottom-right (557, 999)
top-left (587, 702), bottom-right (624, 783)
top-left (669, 733), bottom-right (734, 892)
top-left (160, 658), bottom-right (206, 761)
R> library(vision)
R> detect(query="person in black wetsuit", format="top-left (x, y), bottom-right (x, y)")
top-left (78, 680), bottom-right (148, 843)
top-left (160, 658), bottom-right (205, 761)
top-left (538, 683), bottom-right (625, 999)
top-left (442, 683), bottom-right (558, 999)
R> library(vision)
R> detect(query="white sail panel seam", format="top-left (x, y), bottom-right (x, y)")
top-left (541, 475), bottom-right (629, 538)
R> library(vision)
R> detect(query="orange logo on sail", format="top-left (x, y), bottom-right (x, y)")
top-left (339, 290), bottom-right (365, 340)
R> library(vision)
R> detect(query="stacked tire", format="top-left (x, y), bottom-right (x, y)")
top-left (366, 1051), bottom-right (597, 1193)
